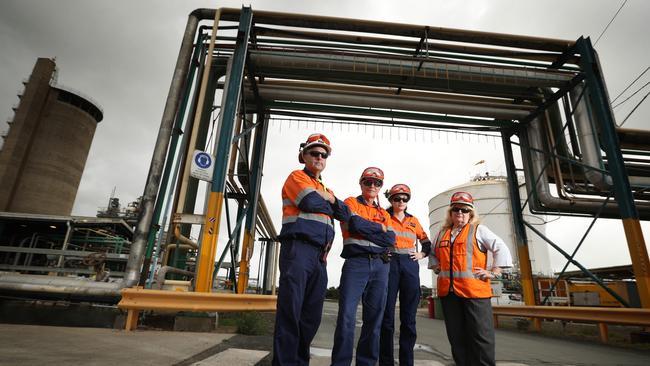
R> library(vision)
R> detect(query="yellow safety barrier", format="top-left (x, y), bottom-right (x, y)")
top-left (118, 287), bottom-right (277, 331)
top-left (492, 305), bottom-right (650, 343)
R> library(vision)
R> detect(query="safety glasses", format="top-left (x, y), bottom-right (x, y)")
top-left (307, 151), bottom-right (329, 159)
top-left (391, 196), bottom-right (409, 203)
top-left (362, 179), bottom-right (383, 188)
top-left (451, 207), bottom-right (472, 214)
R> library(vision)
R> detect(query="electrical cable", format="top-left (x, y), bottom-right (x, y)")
top-left (612, 80), bottom-right (650, 109)
top-left (611, 66), bottom-right (649, 104)
top-left (593, 0), bottom-right (628, 46)
top-left (618, 90), bottom-right (650, 127)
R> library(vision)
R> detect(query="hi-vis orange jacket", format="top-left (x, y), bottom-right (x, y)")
top-left (387, 209), bottom-right (431, 255)
top-left (340, 196), bottom-right (396, 258)
top-left (434, 224), bottom-right (492, 298)
top-left (280, 169), bottom-right (350, 247)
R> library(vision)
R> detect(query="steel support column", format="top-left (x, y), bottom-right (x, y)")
top-left (502, 131), bottom-right (536, 305)
top-left (195, 7), bottom-right (253, 292)
top-left (237, 114), bottom-right (269, 293)
top-left (576, 37), bottom-right (650, 308)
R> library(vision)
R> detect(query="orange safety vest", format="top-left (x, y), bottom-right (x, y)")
top-left (341, 196), bottom-right (391, 249)
top-left (434, 224), bottom-right (492, 298)
top-left (389, 214), bottom-right (429, 254)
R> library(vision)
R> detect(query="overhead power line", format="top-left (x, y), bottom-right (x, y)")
top-left (611, 66), bottom-right (650, 104)
top-left (594, 0), bottom-right (628, 46)
top-left (612, 80), bottom-right (650, 109)
top-left (619, 90), bottom-right (650, 127)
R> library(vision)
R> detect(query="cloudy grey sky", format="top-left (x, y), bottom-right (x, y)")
top-left (1, 0), bottom-right (649, 287)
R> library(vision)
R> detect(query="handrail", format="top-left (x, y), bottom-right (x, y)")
top-left (117, 287), bottom-right (277, 331)
top-left (492, 305), bottom-right (650, 343)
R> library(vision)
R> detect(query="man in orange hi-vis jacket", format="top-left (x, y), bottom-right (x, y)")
top-left (272, 133), bottom-right (351, 366)
top-left (332, 167), bottom-right (396, 366)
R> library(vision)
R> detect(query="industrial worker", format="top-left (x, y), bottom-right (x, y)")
top-left (273, 133), bottom-right (351, 366)
top-left (379, 184), bottom-right (431, 366)
top-left (331, 167), bottom-right (396, 366)
top-left (429, 191), bottom-right (513, 366)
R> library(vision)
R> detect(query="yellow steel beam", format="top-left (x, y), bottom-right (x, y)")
top-left (236, 231), bottom-right (254, 293)
top-left (622, 218), bottom-right (650, 308)
top-left (118, 287), bottom-right (277, 330)
top-left (492, 305), bottom-right (650, 327)
top-left (516, 245), bottom-right (536, 306)
top-left (195, 191), bottom-right (224, 292)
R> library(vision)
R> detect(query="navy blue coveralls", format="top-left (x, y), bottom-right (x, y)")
top-left (273, 169), bottom-right (350, 366)
top-left (331, 196), bottom-right (396, 366)
top-left (379, 209), bottom-right (431, 366)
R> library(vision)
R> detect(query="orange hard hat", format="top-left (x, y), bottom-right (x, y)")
top-left (385, 184), bottom-right (411, 200)
top-left (359, 167), bottom-right (384, 183)
top-left (301, 133), bottom-right (331, 154)
top-left (450, 191), bottom-right (474, 209)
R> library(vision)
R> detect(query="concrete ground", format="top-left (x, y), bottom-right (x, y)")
top-left (3, 301), bottom-right (650, 365)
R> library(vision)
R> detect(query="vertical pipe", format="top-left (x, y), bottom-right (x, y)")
top-left (237, 114), bottom-right (269, 293)
top-left (196, 7), bottom-right (253, 292)
top-left (56, 221), bottom-right (73, 269)
top-left (576, 37), bottom-right (650, 308)
top-left (502, 131), bottom-right (536, 306)
top-left (125, 13), bottom-right (201, 287)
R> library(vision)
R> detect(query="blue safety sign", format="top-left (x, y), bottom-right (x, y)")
top-left (194, 152), bottom-right (212, 169)
top-left (190, 150), bottom-right (215, 182)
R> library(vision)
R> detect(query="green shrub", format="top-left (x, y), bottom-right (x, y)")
top-left (236, 312), bottom-right (269, 335)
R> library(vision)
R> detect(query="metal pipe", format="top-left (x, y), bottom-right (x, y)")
top-left (248, 83), bottom-right (531, 120)
top-left (248, 50), bottom-right (575, 89)
top-left (173, 224), bottom-right (199, 249)
top-left (56, 221), bottom-right (73, 268)
top-left (155, 266), bottom-right (194, 290)
top-left (570, 83), bottom-right (612, 189)
top-left (126, 10), bottom-right (203, 288)
top-left (521, 116), bottom-right (650, 217)
top-left (161, 244), bottom-right (195, 268)
top-left (0, 273), bottom-right (122, 298)
top-left (215, 8), bottom-right (574, 51)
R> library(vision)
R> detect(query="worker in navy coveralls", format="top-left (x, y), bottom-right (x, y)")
top-left (272, 133), bottom-right (351, 366)
top-left (380, 184), bottom-right (431, 366)
top-left (331, 167), bottom-right (396, 366)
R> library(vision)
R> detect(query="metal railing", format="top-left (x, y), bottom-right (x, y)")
top-left (492, 305), bottom-right (650, 343)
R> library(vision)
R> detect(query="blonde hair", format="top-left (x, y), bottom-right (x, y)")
top-left (440, 206), bottom-right (481, 232)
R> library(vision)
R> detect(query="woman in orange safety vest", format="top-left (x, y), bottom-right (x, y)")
top-left (429, 191), bottom-right (512, 366)
top-left (379, 184), bottom-right (431, 366)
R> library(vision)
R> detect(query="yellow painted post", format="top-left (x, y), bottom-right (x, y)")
top-left (533, 318), bottom-right (542, 332)
top-left (622, 219), bottom-right (650, 308)
top-left (237, 231), bottom-right (254, 293)
top-left (195, 192), bottom-right (224, 292)
top-left (517, 245), bottom-right (536, 306)
top-left (125, 309), bottom-right (140, 331)
top-left (598, 323), bottom-right (609, 343)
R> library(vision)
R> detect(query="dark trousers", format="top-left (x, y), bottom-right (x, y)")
top-left (272, 240), bottom-right (327, 366)
top-left (440, 292), bottom-right (495, 366)
top-left (331, 256), bottom-right (390, 366)
top-left (379, 254), bottom-right (421, 366)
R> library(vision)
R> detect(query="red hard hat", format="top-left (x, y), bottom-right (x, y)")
top-left (301, 133), bottom-right (331, 154)
top-left (385, 184), bottom-right (411, 200)
top-left (359, 167), bottom-right (384, 183)
top-left (450, 191), bottom-right (474, 209)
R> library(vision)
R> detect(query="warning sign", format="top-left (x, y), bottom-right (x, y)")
top-left (190, 150), bottom-right (214, 182)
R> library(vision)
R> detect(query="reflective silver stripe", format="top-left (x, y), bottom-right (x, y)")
top-left (438, 270), bottom-right (475, 278)
top-left (282, 213), bottom-right (334, 228)
top-left (466, 224), bottom-right (476, 273)
top-left (295, 187), bottom-right (316, 205)
top-left (282, 199), bottom-right (293, 207)
top-left (343, 238), bottom-right (383, 248)
top-left (394, 230), bottom-right (416, 240)
top-left (392, 247), bottom-right (415, 254)
top-left (386, 226), bottom-right (394, 232)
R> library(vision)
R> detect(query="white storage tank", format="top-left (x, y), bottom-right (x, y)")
top-left (428, 175), bottom-right (553, 292)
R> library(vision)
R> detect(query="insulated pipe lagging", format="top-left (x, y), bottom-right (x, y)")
top-left (521, 117), bottom-right (650, 217)
top-left (570, 83), bottom-right (612, 190)
top-left (248, 51), bottom-right (575, 88)
top-left (249, 85), bottom-right (530, 120)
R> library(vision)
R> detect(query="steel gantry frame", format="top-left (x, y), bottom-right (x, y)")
top-left (122, 6), bottom-right (650, 317)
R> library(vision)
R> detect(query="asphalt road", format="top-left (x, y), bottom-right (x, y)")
top-left (308, 300), bottom-right (650, 366)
